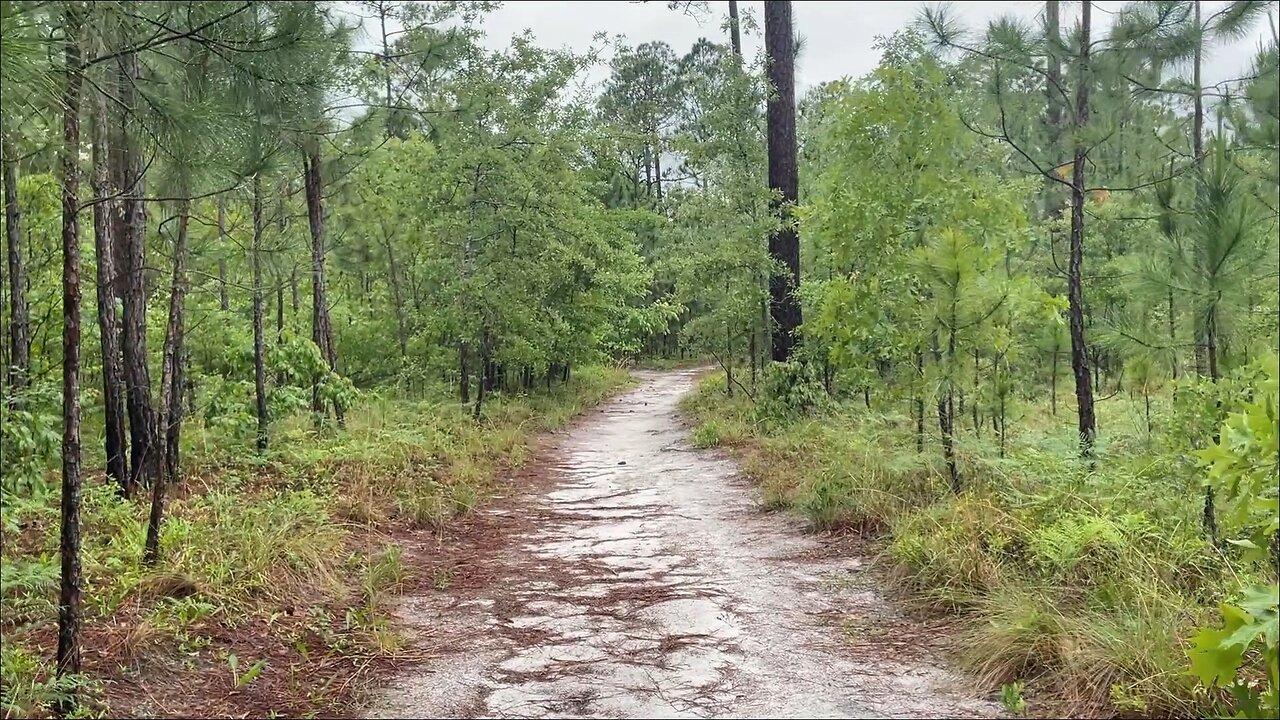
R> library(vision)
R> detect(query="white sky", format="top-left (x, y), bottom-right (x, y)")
top-left (348, 1), bottom-right (1279, 93)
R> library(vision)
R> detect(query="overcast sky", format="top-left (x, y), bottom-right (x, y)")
top-left (349, 1), bottom-right (1278, 93)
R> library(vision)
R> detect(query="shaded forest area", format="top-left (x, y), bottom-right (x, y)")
top-left (1, 1), bottom-right (1278, 718)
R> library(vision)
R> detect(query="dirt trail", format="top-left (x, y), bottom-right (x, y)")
top-left (365, 369), bottom-right (1001, 719)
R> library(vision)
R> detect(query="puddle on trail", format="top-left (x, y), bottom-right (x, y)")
top-left (364, 369), bottom-right (1001, 719)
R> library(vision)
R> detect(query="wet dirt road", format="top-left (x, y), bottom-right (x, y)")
top-left (365, 369), bottom-right (1000, 719)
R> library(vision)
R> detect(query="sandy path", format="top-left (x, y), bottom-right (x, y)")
top-left (364, 369), bottom-right (1001, 719)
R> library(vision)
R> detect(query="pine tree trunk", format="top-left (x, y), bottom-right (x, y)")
top-left (217, 198), bottom-right (229, 311)
top-left (304, 146), bottom-right (342, 425)
top-left (915, 349), bottom-right (924, 453)
top-left (145, 197), bottom-right (190, 566)
top-left (3, 144), bottom-right (29, 408)
top-left (459, 342), bottom-right (470, 403)
top-left (1067, 1), bottom-right (1097, 456)
top-left (1168, 289), bottom-right (1178, 380)
top-left (90, 83), bottom-right (130, 494)
top-left (252, 175), bottom-right (268, 452)
top-left (1043, 0), bottom-right (1065, 217)
top-left (1193, 0), bottom-right (1204, 164)
top-left (384, 231), bottom-right (409, 357)
top-left (1051, 342), bottom-right (1058, 416)
top-left (56, 10), bottom-right (85, 711)
top-left (725, 321), bottom-right (734, 397)
top-left (764, 0), bottom-right (802, 362)
top-left (117, 47), bottom-right (158, 491)
top-left (728, 0), bottom-right (742, 56)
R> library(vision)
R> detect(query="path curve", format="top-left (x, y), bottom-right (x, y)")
top-left (365, 369), bottom-right (1000, 719)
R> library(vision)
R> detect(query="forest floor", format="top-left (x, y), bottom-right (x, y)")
top-left (362, 368), bottom-right (1000, 719)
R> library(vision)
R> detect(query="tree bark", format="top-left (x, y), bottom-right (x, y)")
top-left (252, 175), bottom-right (268, 451)
top-left (304, 146), bottom-right (342, 425)
top-left (459, 342), bottom-right (470, 403)
top-left (3, 144), bottom-right (29, 408)
top-left (117, 47), bottom-right (158, 490)
top-left (1043, 0), bottom-right (1065, 217)
top-left (1067, 0), bottom-right (1097, 456)
top-left (764, 0), bottom-right (802, 362)
top-left (144, 198), bottom-right (190, 566)
top-left (56, 9), bottom-right (84, 711)
top-left (90, 82), bottom-right (130, 493)
top-left (728, 0), bottom-right (742, 56)
top-left (1193, 0), bottom-right (1204, 164)
top-left (217, 198), bottom-right (229, 311)
top-left (383, 230), bottom-right (408, 357)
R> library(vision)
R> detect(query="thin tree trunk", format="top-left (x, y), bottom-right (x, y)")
top-left (459, 342), bottom-right (470, 403)
top-left (275, 279), bottom-right (284, 341)
top-left (3, 144), bottom-right (29, 407)
top-left (653, 142), bottom-right (663, 201)
top-left (145, 198), bottom-right (190, 566)
top-left (217, 198), bottom-right (229, 311)
top-left (252, 175), bottom-right (268, 452)
top-left (764, 0), bottom-right (802, 362)
top-left (938, 393), bottom-right (958, 492)
top-left (1168, 289), bottom-right (1178, 380)
top-left (915, 349), bottom-right (925, 453)
top-left (1043, 0), bottom-right (1065, 217)
top-left (473, 338), bottom-right (488, 420)
top-left (56, 10), bottom-right (85, 712)
top-left (384, 232), bottom-right (408, 357)
top-left (725, 321), bottom-right (734, 397)
top-left (117, 47), bottom-right (158, 491)
top-left (728, 0), bottom-right (742, 56)
top-left (1206, 302), bottom-right (1219, 382)
top-left (90, 82), bottom-right (129, 493)
top-left (1067, 1), bottom-right (1097, 456)
top-left (1051, 342), bottom-right (1058, 416)
top-left (1193, 0), bottom-right (1204, 164)
top-left (304, 146), bottom-right (342, 425)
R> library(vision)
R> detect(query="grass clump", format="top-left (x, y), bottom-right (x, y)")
top-left (0, 365), bottom-right (629, 717)
top-left (680, 368), bottom-right (1276, 718)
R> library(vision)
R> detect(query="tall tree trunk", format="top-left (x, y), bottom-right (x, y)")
top-left (937, 393), bottom-right (958, 492)
top-left (145, 197), bottom-right (189, 566)
top-left (217, 198), bottom-right (229, 311)
top-left (1067, 1), bottom-right (1097, 456)
top-left (252, 175), bottom-right (268, 452)
top-left (1205, 301), bottom-right (1219, 382)
top-left (1193, 0), bottom-right (1204, 164)
top-left (914, 349), bottom-right (925, 454)
top-left (725, 321), bottom-right (734, 397)
top-left (90, 83), bottom-right (129, 493)
top-left (1167, 289), bottom-right (1179, 379)
top-left (117, 47), bottom-right (158, 491)
top-left (384, 232), bottom-right (408, 357)
top-left (304, 146), bottom-right (342, 425)
top-left (473, 338), bottom-right (489, 420)
top-left (3, 144), bottom-right (29, 408)
top-left (728, 0), bottom-right (742, 56)
top-left (764, 0), bottom-right (802, 362)
top-left (1043, 0), bottom-right (1065, 217)
top-left (459, 342), bottom-right (470, 403)
top-left (653, 142), bottom-right (663, 201)
top-left (1051, 341), bottom-right (1059, 416)
top-left (56, 10), bottom-right (85, 712)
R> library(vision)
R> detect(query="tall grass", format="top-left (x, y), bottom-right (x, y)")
top-left (681, 377), bottom-right (1271, 717)
top-left (0, 366), bottom-right (629, 717)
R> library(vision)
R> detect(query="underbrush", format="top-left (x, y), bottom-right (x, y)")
top-left (681, 370), bottom-right (1276, 718)
top-left (0, 366), bottom-right (628, 718)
